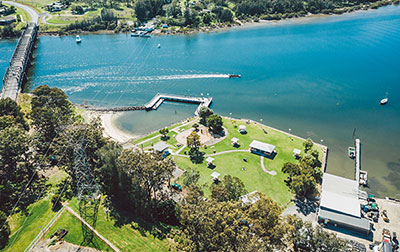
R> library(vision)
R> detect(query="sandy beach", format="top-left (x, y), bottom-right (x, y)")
top-left (83, 110), bottom-right (136, 143)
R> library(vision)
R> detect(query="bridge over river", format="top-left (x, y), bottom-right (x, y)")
top-left (0, 22), bottom-right (38, 101)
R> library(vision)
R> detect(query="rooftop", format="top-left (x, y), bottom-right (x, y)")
top-left (153, 141), bottom-right (169, 152)
top-left (320, 173), bottom-right (360, 218)
top-left (249, 140), bottom-right (276, 153)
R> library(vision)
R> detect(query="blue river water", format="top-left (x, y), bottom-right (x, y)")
top-left (1, 5), bottom-right (400, 198)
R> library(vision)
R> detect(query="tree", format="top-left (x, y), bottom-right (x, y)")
top-left (0, 98), bottom-right (28, 130)
top-left (30, 85), bottom-right (73, 154)
top-left (135, 0), bottom-right (165, 21)
top-left (0, 210), bottom-right (10, 250)
top-left (167, 0), bottom-right (181, 18)
top-left (290, 173), bottom-right (318, 198)
top-left (187, 131), bottom-right (203, 163)
top-left (198, 106), bottom-right (213, 124)
top-left (207, 114), bottom-right (223, 134)
top-left (94, 142), bottom-right (122, 198)
top-left (159, 128), bottom-right (169, 140)
top-left (192, 123), bottom-right (199, 131)
top-left (282, 162), bottom-right (299, 182)
top-left (0, 126), bottom-right (45, 215)
top-left (286, 217), bottom-right (347, 251)
top-left (71, 4), bottom-right (84, 14)
top-left (182, 168), bottom-right (200, 187)
top-left (246, 195), bottom-right (288, 249)
top-left (211, 175), bottom-right (247, 202)
top-left (303, 138), bottom-right (313, 153)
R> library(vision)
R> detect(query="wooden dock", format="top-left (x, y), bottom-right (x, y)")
top-left (81, 93), bottom-right (212, 115)
top-left (144, 93), bottom-right (212, 116)
top-left (355, 138), bottom-right (361, 184)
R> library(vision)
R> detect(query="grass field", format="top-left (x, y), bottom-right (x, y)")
top-left (68, 198), bottom-right (172, 252)
top-left (3, 197), bottom-right (58, 252)
top-left (44, 211), bottom-right (112, 251)
top-left (134, 117), bottom-right (325, 206)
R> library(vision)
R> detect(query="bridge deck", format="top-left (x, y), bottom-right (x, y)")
top-left (1, 23), bottom-right (38, 101)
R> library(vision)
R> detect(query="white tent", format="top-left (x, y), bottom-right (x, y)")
top-left (206, 157), bottom-right (215, 164)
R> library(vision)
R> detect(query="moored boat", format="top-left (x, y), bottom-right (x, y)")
top-left (348, 147), bottom-right (355, 159)
top-left (380, 97), bottom-right (388, 105)
top-left (131, 32), bottom-right (139, 37)
top-left (75, 35), bottom-right (81, 43)
top-left (359, 170), bottom-right (368, 186)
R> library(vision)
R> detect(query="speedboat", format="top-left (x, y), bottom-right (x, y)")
top-left (228, 74), bottom-right (241, 78)
top-left (380, 98), bottom-right (388, 105)
top-left (131, 32), bottom-right (139, 37)
top-left (76, 35), bottom-right (81, 43)
top-left (157, 43), bottom-right (161, 48)
top-left (140, 33), bottom-right (151, 38)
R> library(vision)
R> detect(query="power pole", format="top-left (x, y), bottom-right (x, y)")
top-left (73, 136), bottom-right (100, 245)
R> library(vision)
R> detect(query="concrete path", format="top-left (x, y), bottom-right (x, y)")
top-left (260, 156), bottom-right (277, 175)
top-left (204, 149), bottom-right (249, 157)
top-left (65, 206), bottom-right (121, 252)
top-left (175, 144), bottom-right (186, 154)
top-left (4, 1), bottom-right (39, 24)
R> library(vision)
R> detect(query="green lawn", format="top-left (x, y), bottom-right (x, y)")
top-left (3, 197), bottom-right (58, 252)
top-left (68, 198), bottom-right (172, 252)
top-left (44, 211), bottom-right (112, 251)
top-left (171, 117), bottom-right (325, 205)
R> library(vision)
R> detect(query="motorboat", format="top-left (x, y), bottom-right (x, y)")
top-left (157, 43), bottom-right (161, 48)
top-left (228, 74), bottom-right (241, 78)
top-left (140, 33), bottom-right (151, 38)
top-left (348, 147), bottom-right (355, 159)
top-left (131, 32), bottom-right (139, 37)
top-left (380, 97), bottom-right (388, 105)
top-left (75, 35), bottom-right (81, 43)
top-left (359, 170), bottom-right (368, 186)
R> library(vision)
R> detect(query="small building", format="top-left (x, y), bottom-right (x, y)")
top-left (231, 137), bottom-right (239, 147)
top-left (206, 157), bottom-right (215, 166)
top-left (249, 140), bottom-right (276, 157)
top-left (210, 171), bottom-right (220, 182)
top-left (0, 16), bottom-right (16, 25)
top-left (153, 141), bottom-right (170, 157)
top-left (293, 148), bottom-right (301, 158)
top-left (239, 191), bottom-right (261, 205)
top-left (238, 125), bottom-right (247, 134)
top-left (317, 173), bottom-right (371, 235)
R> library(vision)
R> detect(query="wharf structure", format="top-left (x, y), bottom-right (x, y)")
top-left (144, 93), bottom-right (212, 116)
top-left (317, 138), bottom-right (371, 235)
top-left (0, 23), bottom-right (38, 101)
top-left (84, 93), bottom-right (213, 116)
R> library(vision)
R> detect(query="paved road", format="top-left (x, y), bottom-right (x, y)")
top-left (4, 1), bottom-right (39, 24)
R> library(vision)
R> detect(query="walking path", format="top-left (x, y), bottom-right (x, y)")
top-left (260, 156), bottom-right (277, 175)
top-left (65, 206), bottom-right (121, 252)
top-left (4, 1), bottom-right (39, 24)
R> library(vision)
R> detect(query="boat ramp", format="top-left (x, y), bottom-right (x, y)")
top-left (82, 93), bottom-right (212, 116)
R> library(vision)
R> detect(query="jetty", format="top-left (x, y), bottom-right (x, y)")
top-left (81, 93), bottom-right (212, 116)
top-left (355, 138), bottom-right (361, 184)
top-left (144, 93), bottom-right (212, 116)
top-left (0, 23), bottom-right (38, 101)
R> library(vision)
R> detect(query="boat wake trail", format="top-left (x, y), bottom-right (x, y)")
top-left (151, 74), bottom-right (230, 80)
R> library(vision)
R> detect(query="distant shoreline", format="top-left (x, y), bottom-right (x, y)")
top-left (38, 3), bottom-right (398, 37)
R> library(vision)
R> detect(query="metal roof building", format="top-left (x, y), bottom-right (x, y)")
top-left (249, 140), bottom-right (276, 154)
top-left (318, 173), bottom-right (371, 234)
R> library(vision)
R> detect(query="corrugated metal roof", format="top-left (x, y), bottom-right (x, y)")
top-left (153, 141), bottom-right (169, 152)
top-left (318, 209), bottom-right (370, 233)
top-left (320, 173), bottom-right (361, 217)
top-left (249, 140), bottom-right (275, 153)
